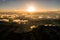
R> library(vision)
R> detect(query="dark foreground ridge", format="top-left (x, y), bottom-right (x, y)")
top-left (0, 21), bottom-right (60, 40)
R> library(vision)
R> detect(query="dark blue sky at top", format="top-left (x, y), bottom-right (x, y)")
top-left (0, 0), bottom-right (60, 10)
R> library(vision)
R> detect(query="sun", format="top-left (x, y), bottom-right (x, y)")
top-left (27, 6), bottom-right (35, 12)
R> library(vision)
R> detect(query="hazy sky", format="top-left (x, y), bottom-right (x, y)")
top-left (0, 0), bottom-right (60, 11)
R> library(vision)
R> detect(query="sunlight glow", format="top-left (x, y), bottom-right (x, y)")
top-left (27, 6), bottom-right (35, 12)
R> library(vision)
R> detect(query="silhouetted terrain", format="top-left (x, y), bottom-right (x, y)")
top-left (0, 19), bottom-right (60, 40)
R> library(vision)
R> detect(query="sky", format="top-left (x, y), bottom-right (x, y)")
top-left (0, 0), bottom-right (60, 11)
